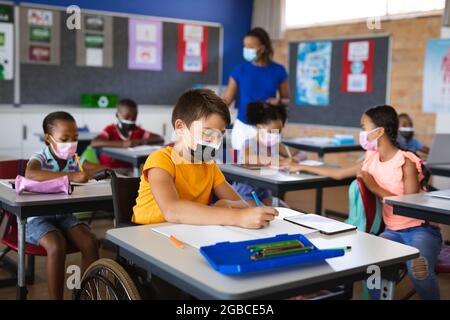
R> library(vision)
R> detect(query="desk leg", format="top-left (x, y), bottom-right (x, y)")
top-left (380, 265), bottom-right (398, 300)
top-left (16, 217), bottom-right (27, 300)
top-left (380, 279), bottom-right (395, 300)
top-left (315, 187), bottom-right (323, 215)
top-left (318, 151), bottom-right (324, 162)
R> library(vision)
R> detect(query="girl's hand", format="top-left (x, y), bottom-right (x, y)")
top-left (357, 170), bottom-right (379, 193)
top-left (279, 157), bottom-right (293, 166)
top-left (69, 171), bottom-right (90, 183)
top-left (285, 164), bottom-right (306, 173)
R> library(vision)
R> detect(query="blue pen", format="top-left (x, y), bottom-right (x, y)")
top-left (251, 191), bottom-right (263, 207)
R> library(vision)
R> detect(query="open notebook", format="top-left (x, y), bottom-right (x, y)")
top-left (151, 207), bottom-right (318, 249)
top-left (284, 214), bottom-right (356, 235)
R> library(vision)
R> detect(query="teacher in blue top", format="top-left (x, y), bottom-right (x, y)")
top-left (223, 27), bottom-right (290, 150)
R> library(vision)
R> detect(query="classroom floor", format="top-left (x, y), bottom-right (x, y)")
top-left (0, 187), bottom-right (449, 300)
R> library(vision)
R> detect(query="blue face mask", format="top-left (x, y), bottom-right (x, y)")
top-left (243, 47), bottom-right (258, 62)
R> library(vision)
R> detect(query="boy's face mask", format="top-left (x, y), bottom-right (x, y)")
top-left (399, 127), bottom-right (414, 140)
top-left (117, 117), bottom-right (137, 135)
top-left (179, 124), bottom-right (223, 163)
top-left (50, 136), bottom-right (78, 160)
top-left (189, 139), bottom-right (221, 163)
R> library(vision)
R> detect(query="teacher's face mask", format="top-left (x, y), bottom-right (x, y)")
top-left (243, 47), bottom-right (258, 62)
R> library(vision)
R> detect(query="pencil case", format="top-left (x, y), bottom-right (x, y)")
top-left (15, 175), bottom-right (73, 195)
top-left (200, 234), bottom-right (344, 275)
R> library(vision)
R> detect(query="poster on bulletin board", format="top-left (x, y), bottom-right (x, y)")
top-left (342, 40), bottom-right (374, 93)
top-left (0, 3), bottom-right (14, 80)
top-left (295, 41), bottom-right (332, 106)
top-left (177, 24), bottom-right (208, 72)
top-left (128, 19), bottom-right (162, 70)
top-left (76, 14), bottom-right (113, 67)
top-left (423, 39), bottom-right (450, 113)
top-left (20, 6), bottom-right (61, 65)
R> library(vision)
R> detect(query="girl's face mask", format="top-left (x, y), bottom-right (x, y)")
top-left (359, 128), bottom-right (380, 151)
top-left (259, 129), bottom-right (280, 147)
top-left (50, 136), bottom-right (78, 160)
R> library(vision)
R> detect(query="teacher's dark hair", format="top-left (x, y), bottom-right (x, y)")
top-left (245, 27), bottom-right (273, 63)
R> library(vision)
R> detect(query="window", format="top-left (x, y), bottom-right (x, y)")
top-left (285, 0), bottom-right (445, 28)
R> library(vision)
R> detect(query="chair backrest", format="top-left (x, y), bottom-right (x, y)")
top-left (0, 159), bottom-right (28, 179)
top-left (110, 175), bottom-right (140, 227)
top-left (0, 160), bottom-right (28, 238)
top-left (357, 178), bottom-right (384, 234)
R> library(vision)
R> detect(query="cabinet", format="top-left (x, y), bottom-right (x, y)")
top-left (0, 107), bottom-right (174, 159)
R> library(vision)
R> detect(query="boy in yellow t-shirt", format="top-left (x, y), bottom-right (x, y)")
top-left (132, 89), bottom-right (277, 228)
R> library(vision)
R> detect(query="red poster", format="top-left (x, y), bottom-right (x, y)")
top-left (29, 45), bottom-right (51, 62)
top-left (177, 24), bottom-right (208, 72)
top-left (342, 40), bottom-right (374, 93)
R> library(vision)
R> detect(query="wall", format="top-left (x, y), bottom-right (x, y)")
top-left (273, 14), bottom-right (442, 165)
top-left (17, 0), bottom-right (254, 84)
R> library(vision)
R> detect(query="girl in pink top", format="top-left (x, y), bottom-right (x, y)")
top-left (288, 105), bottom-right (442, 300)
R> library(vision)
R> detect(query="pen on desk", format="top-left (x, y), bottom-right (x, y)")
top-left (251, 191), bottom-right (263, 207)
top-left (75, 153), bottom-right (84, 172)
top-left (284, 144), bottom-right (292, 158)
top-left (321, 246), bottom-right (352, 251)
top-left (169, 235), bottom-right (185, 249)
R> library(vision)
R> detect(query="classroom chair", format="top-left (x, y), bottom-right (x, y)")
top-left (0, 159), bottom-right (79, 288)
top-left (94, 169), bottom-right (139, 228)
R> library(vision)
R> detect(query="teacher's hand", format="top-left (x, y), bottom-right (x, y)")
top-left (266, 97), bottom-right (280, 105)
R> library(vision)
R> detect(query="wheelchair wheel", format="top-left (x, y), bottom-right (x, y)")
top-left (74, 258), bottom-right (141, 300)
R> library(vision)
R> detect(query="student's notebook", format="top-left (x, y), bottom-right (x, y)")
top-left (284, 214), bottom-right (356, 235)
top-left (151, 207), bottom-right (317, 249)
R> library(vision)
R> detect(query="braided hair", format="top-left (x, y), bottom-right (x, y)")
top-left (364, 105), bottom-right (430, 190)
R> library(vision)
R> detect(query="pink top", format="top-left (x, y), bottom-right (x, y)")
top-left (362, 150), bottom-right (424, 231)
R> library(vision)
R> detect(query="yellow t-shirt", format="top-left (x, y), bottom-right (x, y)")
top-left (132, 146), bottom-right (226, 224)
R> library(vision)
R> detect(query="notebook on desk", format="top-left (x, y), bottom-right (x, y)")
top-left (284, 214), bottom-right (356, 235)
top-left (151, 207), bottom-right (318, 249)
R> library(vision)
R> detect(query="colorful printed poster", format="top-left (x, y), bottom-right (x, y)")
top-left (128, 19), bottom-right (162, 71)
top-left (29, 45), bottom-right (50, 62)
top-left (86, 48), bottom-right (103, 66)
top-left (0, 4), bottom-right (14, 80)
top-left (85, 16), bottom-right (104, 31)
top-left (85, 33), bottom-right (104, 48)
top-left (296, 41), bottom-right (332, 106)
top-left (29, 26), bottom-right (51, 43)
top-left (423, 39), bottom-right (450, 113)
top-left (177, 24), bottom-right (208, 73)
top-left (342, 40), bottom-right (374, 93)
top-left (28, 9), bottom-right (52, 26)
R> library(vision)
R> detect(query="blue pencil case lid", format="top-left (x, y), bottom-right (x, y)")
top-left (199, 234), bottom-right (344, 275)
